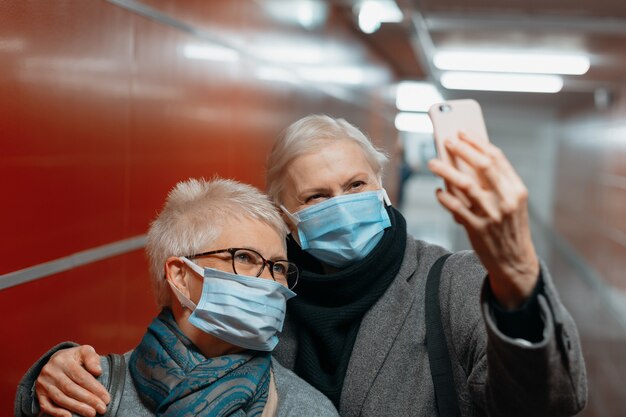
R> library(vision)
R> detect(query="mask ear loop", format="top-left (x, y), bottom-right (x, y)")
top-left (168, 257), bottom-right (203, 311)
top-left (279, 204), bottom-right (299, 225)
top-left (381, 188), bottom-right (392, 206)
top-left (167, 280), bottom-right (197, 311)
top-left (375, 174), bottom-right (392, 206)
top-left (180, 256), bottom-right (204, 276)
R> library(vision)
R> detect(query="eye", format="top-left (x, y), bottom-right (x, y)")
top-left (272, 262), bottom-right (288, 276)
top-left (349, 181), bottom-right (366, 191)
top-left (304, 193), bottom-right (327, 204)
top-left (234, 251), bottom-right (254, 264)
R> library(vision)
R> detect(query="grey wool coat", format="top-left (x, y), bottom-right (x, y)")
top-left (15, 345), bottom-right (339, 417)
top-left (273, 237), bottom-right (587, 417)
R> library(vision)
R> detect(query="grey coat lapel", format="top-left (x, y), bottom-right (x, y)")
top-left (339, 237), bottom-right (420, 417)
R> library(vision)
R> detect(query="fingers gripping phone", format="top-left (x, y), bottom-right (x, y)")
top-left (428, 99), bottom-right (491, 200)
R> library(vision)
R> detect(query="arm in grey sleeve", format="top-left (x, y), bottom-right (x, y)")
top-left (480, 259), bottom-right (587, 416)
top-left (14, 342), bottom-right (80, 417)
top-left (445, 253), bottom-right (587, 417)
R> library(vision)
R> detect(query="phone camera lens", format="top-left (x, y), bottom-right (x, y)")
top-left (439, 104), bottom-right (451, 113)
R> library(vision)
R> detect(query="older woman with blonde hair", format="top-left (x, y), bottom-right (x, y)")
top-left (15, 177), bottom-right (338, 417)
top-left (267, 114), bottom-right (587, 416)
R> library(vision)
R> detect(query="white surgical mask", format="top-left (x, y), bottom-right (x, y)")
top-left (169, 257), bottom-right (296, 351)
top-left (281, 189), bottom-right (392, 268)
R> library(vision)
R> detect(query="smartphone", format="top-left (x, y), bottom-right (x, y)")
top-left (428, 99), bottom-right (490, 197)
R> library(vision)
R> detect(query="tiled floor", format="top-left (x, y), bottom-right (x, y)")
top-left (400, 175), bottom-right (626, 417)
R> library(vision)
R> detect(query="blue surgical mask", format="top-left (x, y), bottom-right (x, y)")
top-left (169, 257), bottom-right (296, 351)
top-left (281, 189), bottom-right (392, 268)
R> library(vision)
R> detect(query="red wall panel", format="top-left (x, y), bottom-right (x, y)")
top-left (0, 251), bottom-right (158, 403)
top-left (0, 0), bottom-right (399, 411)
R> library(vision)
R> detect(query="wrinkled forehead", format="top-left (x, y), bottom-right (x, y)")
top-left (283, 141), bottom-right (380, 191)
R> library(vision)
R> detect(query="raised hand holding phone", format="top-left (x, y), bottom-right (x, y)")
top-left (427, 99), bottom-right (539, 310)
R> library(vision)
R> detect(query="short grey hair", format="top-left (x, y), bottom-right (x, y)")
top-left (266, 114), bottom-right (389, 203)
top-left (146, 177), bottom-right (288, 307)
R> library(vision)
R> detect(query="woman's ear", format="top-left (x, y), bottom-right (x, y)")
top-left (165, 257), bottom-right (191, 299)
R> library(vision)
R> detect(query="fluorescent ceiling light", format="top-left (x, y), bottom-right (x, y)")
top-left (358, 1), bottom-right (403, 34)
top-left (395, 112), bottom-right (433, 133)
top-left (247, 34), bottom-right (358, 65)
top-left (263, 1), bottom-right (328, 29)
top-left (295, 1), bottom-right (327, 29)
top-left (434, 51), bottom-right (590, 75)
top-left (183, 44), bottom-right (239, 62)
top-left (298, 66), bottom-right (365, 85)
top-left (297, 66), bottom-right (388, 85)
top-left (440, 72), bottom-right (563, 93)
top-left (256, 66), bottom-right (299, 84)
top-left (396, 81), bottom-right (443, 112)
top-left (253, 44), bottom-right (325, 64)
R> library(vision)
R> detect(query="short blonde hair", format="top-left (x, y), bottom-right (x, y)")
top-left (266, 114), bottom-right (389, 203)
top-left (146, 177), bottom-right (288, 307)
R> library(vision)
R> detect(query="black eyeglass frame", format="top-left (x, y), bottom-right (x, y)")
top-left (186, 247), bottom-right (299, 289)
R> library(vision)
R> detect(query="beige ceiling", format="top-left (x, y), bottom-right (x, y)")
top-left (338, 0), bottom-right (626, 113)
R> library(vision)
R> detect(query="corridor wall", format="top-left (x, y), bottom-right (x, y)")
top-left (555, 91), bottom-right (626, 301)
top-left (0, 0), bottom-right (398, 410)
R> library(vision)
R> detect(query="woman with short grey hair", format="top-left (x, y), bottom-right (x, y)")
top-left (15, 177), bottom-right (339, 417)
top-left (146, 177), bottom-right (289, 308)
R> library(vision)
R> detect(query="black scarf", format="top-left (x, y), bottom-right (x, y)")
top-left (287, 206), bottom-right (407, 407)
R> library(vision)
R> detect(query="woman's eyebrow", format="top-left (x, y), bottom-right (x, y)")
top-left (296, 186), bottom-right (331, 199)
top-left (243, 246), bottom-right (285, 261)
top-left (340, 173), bottom-right (370, 189)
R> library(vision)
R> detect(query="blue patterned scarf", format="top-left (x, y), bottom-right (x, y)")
top-left (129, 309), bottom-right (271, 416)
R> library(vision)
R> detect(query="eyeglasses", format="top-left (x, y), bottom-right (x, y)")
top-left (187, 247), bottom-right (299, 289)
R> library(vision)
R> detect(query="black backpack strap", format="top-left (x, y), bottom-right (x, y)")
top-left (101, 353), bottom-right (126, 417)
top-left (426, 253), bottom-right (462, 417)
